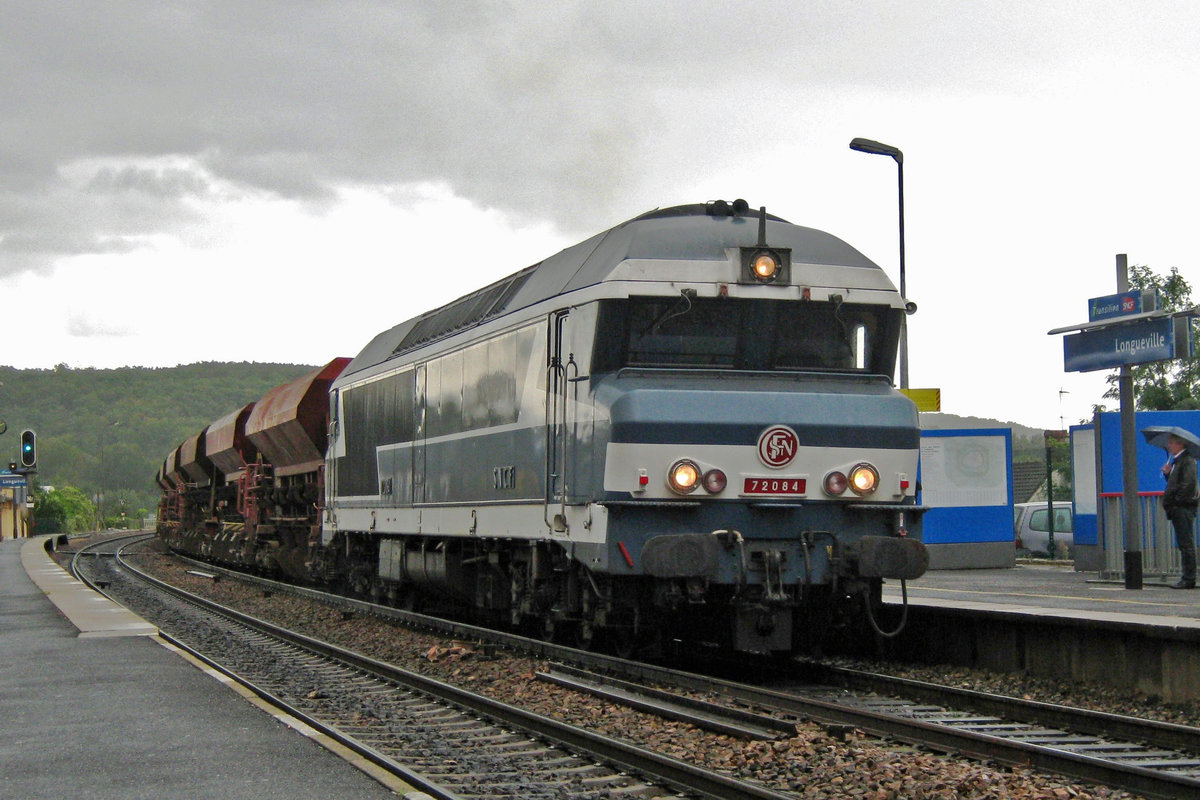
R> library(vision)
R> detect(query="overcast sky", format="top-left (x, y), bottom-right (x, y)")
top-left (3, 1), bottom-right (1199, 429)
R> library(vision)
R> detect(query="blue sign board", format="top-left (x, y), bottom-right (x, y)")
top-left (0, 473), bottom-right (25, 488)
top-left (1088, 291), bottom-right (1145, 322)
top-left (1063, 315), bottom-right (1175, 372)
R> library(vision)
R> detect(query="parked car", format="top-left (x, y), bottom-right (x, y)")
top-left (1013, 501), bottom-right (1073, 559)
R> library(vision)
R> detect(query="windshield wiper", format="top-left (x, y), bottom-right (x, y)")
top-left (642, 288), bottom-right (698, 335)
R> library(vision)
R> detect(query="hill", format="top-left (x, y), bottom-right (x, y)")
top-left (0, 363), bottom-right (1058, 522)
top-left (920, 412), bottom-right (1058, 461)
top-left (0, 362), bottom-right (316, 519)
top-left (919, 412), bottom-right (1043, 440)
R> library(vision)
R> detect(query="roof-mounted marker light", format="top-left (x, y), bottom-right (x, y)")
top-left (739, 205), bottom-right (791, 285)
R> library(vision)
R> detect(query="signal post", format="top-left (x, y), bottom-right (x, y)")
top-left (2, 429), bottom-right (36, 539)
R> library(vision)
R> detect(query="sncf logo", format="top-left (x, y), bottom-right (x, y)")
top-left (757, 425), bottom-right (799, 468)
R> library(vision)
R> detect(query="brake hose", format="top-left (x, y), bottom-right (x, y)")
top-left (864, 578), bottom-right (909, 638)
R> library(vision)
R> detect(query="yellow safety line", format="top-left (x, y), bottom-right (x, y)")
top-left (905, 586), bottom-right (1190, 609)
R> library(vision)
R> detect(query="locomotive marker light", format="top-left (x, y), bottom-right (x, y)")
top-left (824, 470), bottom-right (849, 495)
top-left (702, 468), bottom-right (728, 494)
top-left (739, 206), bottom-right (791, 285)
top-left (751, 252), bottom-right (781, 281)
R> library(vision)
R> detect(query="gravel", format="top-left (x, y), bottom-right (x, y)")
top-left (100, 538), bottom-right (1167, 800)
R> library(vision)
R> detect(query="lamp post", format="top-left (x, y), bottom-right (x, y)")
top-left (850, 137), bottom-right (908, 389)
top-left (98, 420), bottom-right (120, 530)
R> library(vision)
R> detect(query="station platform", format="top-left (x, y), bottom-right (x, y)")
top-left (881, 561), bottom-right (1200, 702)
top-left (883, 561), bottom-right (1200, 630)
top-left (0, 536), bottom-right (414, 800)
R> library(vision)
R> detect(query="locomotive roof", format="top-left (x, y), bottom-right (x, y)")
top-left (340, 202), bottom-right (883, 380)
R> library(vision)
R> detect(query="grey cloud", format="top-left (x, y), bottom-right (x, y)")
top-left (85, 165), bottom-right (212, 199)
top-left (1, 0), bottom-right (1189, 276)
top-left (0, 162), bottom-right (208, 269)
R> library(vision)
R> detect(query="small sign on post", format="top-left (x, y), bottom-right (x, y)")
top-left (1087, 289), bottom-right (1157, 322)
top-left (900, 388), bottom-right (941, 412)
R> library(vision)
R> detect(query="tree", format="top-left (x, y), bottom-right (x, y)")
top-left (1103, 265), bottom-right (1199, 410)
top-left (34, 485), bottom-right (98, 533)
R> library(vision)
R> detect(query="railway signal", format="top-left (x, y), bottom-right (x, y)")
top-left (20, 429), bottom-right (36, 468)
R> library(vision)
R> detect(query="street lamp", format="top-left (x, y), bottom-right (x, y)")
top-left (98, 420), bottom-right (120, 529)
top-left (849, 137), bottom-right (909, 389)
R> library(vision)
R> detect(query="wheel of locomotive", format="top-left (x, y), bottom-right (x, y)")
top-left (539, 614), bottom-right (586, 648)
top-left (571, 573), bottom-right (598, 651)
top-left (607, 625), bottom-right (637, 659)
top-left (572, 618), bottom-right (595, 651)
top-left (397, 584), bottom-right (421, 613)
top-left (598, 605), bottom-right (651, 659)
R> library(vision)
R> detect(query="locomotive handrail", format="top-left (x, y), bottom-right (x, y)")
top-left (545, 308), bottom-right (573, 534)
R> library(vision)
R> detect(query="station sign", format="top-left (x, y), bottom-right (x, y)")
top-left (1063, 315), bottom-right (1182, 372)
top-left (0, 472), bottom-right (25, 488)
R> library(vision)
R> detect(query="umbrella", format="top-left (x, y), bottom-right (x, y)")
top-left (1141, 425), bottom-right (1200, 458)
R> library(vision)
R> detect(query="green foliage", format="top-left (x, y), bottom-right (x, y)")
top-left (1, 362), bottom-right (315, 518)
top-left (1047, 435), bottom-right (1073, 499)
top-left (1103, 265), bottom-right (1199, 410)
top-left (34, 484), bottom-right (97, 533)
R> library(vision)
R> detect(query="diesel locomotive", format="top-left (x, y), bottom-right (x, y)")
top-left (157, 200), bottom-right (928, 654)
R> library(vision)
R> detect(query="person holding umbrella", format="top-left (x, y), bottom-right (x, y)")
top-left (1145, 427), bottom-right (1200, 589)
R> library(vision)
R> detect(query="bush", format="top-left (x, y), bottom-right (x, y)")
top-left (34, 485), bottom-right (98, 533)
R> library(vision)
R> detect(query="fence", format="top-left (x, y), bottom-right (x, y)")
top-left (1100, 492), bottom-right (1198, 580)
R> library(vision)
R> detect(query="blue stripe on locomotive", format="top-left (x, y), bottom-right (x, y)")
top-left (600, 374), bottom-right (918, 449)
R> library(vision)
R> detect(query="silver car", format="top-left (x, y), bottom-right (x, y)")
top-left (1014, 501), bottom-right (1073, 559)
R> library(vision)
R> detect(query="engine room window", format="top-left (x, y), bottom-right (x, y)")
top-left (594, 296), bottom-right (899, 375)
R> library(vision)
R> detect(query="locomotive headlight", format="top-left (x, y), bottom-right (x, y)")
top-left (751, 252), bottom-right (780, 281)
top-left (668, 459), bottom-right (702, 494)
top-left (823, 471), bottom-right (848, 496)
top-left (702, 468), bottom-right (727, 494)
top-left (849, 463), bottom-right (880, 496)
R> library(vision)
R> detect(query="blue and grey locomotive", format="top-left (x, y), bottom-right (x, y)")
top-left (158, 200), bottom-right (927, 654)
top-left (319, 200), bottom-right (927, 653)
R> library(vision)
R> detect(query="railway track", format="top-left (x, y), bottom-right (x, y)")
top-left (69, 535), bottom-right (796, 800)
top-left (127, 544), bottom-right (1200, 800)
top-left (577, 662), bottom-right (1200, 800)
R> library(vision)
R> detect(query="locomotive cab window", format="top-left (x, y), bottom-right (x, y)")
top-left (593, 296), bottom-right (899, 375)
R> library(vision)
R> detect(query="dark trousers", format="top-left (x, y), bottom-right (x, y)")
top-left (1168, 506), bottom-right (1197, 584)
